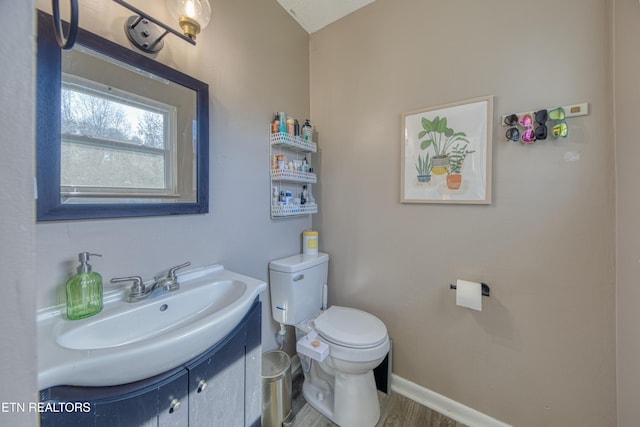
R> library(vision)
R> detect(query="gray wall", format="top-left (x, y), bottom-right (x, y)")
top-left (0, 1), bottom-right (38, 426)
top-left (614, 0), bottom-right (640, 426)
top-left (310, 0), bottom-right (616, 425)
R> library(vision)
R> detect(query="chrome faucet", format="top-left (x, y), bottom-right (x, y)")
top-left (111, 262), bottom-right (191, 303)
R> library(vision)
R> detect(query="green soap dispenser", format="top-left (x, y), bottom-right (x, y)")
top-left (66, 252), bottom-right (103, 320)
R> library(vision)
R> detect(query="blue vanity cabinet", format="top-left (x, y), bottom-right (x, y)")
top-left (40, 300), bottom-right (261, 427)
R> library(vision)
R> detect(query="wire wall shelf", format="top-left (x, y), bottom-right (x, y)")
top-left (270, 132), bottom-right (317, 153)
top-left (271, 169), bottom-right (317, 183)
top-left (270, 128), bottom-right (318, 219)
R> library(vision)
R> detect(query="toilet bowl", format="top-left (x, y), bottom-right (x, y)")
top-left (269, 253), bottom-right (390, 427)
top-left (298, 306), bottom-right (389, 426)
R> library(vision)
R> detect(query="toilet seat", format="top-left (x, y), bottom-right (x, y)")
top-left (314, 306), bottom-right (387, 349)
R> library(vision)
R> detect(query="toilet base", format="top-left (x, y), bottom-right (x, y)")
top-left (302, 364), bottom-right (381, 427)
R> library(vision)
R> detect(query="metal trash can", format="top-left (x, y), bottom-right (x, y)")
top-left (261, 350), bottom-right (293, 427)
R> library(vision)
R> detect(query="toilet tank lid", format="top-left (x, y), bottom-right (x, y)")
top-left (269, 252), bottom-right (329, 273)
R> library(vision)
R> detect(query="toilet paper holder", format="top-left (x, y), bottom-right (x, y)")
top-left (449, 282), bottom-right (491, 297)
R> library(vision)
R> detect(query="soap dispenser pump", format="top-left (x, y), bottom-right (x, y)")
top-left (66, 252), bottom-right (103, 320)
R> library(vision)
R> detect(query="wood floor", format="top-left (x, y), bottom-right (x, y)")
top-left (290, 372), bottom-right (467, 427)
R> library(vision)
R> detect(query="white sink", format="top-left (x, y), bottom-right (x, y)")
top-left (38, 264), bottom-right (266, 389)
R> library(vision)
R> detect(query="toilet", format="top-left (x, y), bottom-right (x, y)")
top-left (269, 253), bottom-right (390, 427)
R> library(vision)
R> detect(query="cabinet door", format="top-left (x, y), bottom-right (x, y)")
top-left (158, 369), bottom-right (188, 427)
top-left (188, 327), bottom-right (246, 427)
top-left (93, 390), bottom-right (158, 427)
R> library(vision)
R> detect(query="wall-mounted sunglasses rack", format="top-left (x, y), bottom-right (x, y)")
top-left (501, 102), bottom-right (589, 125)
top-left (501, 102), bottom-right (589, 143)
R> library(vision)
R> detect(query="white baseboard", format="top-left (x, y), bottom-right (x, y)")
top-left (391, 374), bottom-right (512, 427)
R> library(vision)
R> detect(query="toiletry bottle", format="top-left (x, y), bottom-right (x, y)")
top-left (278, 112), bottom-right (287, 133)
top-left (302, 119), bottom-right (312, 141)
top-left (307, 187), bottom-right (315, 204)
top-left (66, 252), bottom-right (103, 320)
top-left (271, 114), bottom-right (280, 134)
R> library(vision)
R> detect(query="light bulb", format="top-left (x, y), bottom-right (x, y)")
top-left (166, 0), bottom-right (211, 40)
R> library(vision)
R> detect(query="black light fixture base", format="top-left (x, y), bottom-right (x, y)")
top-left (124, 15), bottom-right (165, 53)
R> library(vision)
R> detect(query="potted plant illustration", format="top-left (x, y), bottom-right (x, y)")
top-left (418, 116), bottom-right (469, 175)
top-left (446, 144), bottom-right (474, 190)
top-left (415, 153), bottom-right (432, 183)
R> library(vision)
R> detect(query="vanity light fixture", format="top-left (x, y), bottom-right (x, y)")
top-left (166, 0), bottom-right (212, 41)
top-left (112, 0), bottom-right (211, 53)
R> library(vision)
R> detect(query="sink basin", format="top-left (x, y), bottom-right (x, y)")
top-left (38, 264), bottom-right (266, 389)
top-left (55, 279), bottom-right (247, 350)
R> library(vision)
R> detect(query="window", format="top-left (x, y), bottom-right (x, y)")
top-left (60, 75), bottom-right (178, 203)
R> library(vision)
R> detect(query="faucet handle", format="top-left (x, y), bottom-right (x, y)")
top-left (168, 262), bottom-right (191, 279)
top-left (156, 262), bottom-right (191, 292)
top-left (110, 276), bottom-right (145, 297)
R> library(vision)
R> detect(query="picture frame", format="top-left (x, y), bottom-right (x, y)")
top-left (401, 95), bottom-right (493, 204)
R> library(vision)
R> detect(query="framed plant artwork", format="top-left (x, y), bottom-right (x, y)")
top-left (401, 95), bottom-right (493, 204)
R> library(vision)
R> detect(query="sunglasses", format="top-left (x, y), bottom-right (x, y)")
top-left (516, 114), bottom-right (536, 143)
top-left (521, 128), bottom-right (536, 144)
top-left (505, 127), bottom-right (520, 141)
top-left (534, 109), bottom-right (547, 140)
top-left (548, 107), bottom-right (565, 121)
top-left (518, 114), bottom-right (533, 128)
top-left (504, 114), bottom-right (518, 127)
top-left (548, 107), bottom-right (568, 138)
top-left (552, 122), bottom-right (568, 138)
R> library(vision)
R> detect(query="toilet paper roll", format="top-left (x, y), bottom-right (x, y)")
top-left (455, 279), bottom-right (482, 311)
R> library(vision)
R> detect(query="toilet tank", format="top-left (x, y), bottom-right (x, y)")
top-left (269, 253), bottom-right (329, 325)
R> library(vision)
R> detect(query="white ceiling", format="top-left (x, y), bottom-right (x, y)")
top-left (275, 0), bottom-right (376, 33)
